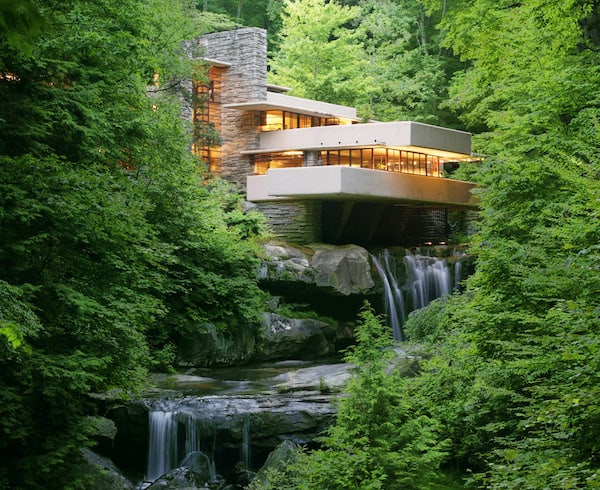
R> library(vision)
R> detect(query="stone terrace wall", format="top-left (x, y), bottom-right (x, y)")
top-left (256, 201), bottom-right (323, 244)
top-left (193, 28), bottom-right (268, 189)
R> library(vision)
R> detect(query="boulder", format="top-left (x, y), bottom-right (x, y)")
top-left (250, 440), bottom-right (299, 489)
top-left (177, 323), bottom-right (256, 368)
top-left (146, 466), bottom-right (209, 489)
top-left (310, 244), bottom-right (375, 295)
top-left (79, 448), bottom-right (135, 490)
top-left (261, 242), bottom-right (375, 296)
top-left (259, 243), bottom-right (315, 284)
top-left (256, 313), bottom-right (333, 360)
top-left (179, 451), bottom-right (215, 480)
top-left (271, 363), bottom-right (354, 393)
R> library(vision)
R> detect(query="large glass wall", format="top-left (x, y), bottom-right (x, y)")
top-left (260, 110), bottom-right (353, 131)
top-left (253, 151), bottom-right (304, 174)
top-left (254, 148), bottom-right (444, 177)
top-left (321, 149), bottom-right (442, 177)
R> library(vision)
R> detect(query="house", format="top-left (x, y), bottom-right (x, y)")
top-left (184, 27), bottom-right (478, 246)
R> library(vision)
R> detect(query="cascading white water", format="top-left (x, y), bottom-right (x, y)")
top-left (241, 417), bottom-right (251, 469)
top-left (404, 252), bottom-right (451, 310)
top-left (454, 260), bottom-right (462, 291)
top-left (372, 249), bottom-right (453, 340)
top-left (147, 411), bottom-right (178, 481)
top-left (371, 252), bottom-right (406, 341)
top-left (146, 408), bottom-right (220, 483)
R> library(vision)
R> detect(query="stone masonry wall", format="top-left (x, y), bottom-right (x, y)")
top-left (256, 201), bottom-right (323, 244)
top-left (304, 151), bottom-right (322, 167)
top-left (193, 28), bottom-right (268, 189)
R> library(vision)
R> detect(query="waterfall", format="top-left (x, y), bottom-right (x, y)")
top-left (241, 416), bottom-right (251, 469)
top-left (147, 411), bottom-right (178, 481)
top-left (371, 249), bottom-right (453, 340)
top-left (146, 410), bottom-right (218, 482)
top-left (454, 260), bottom-right (462, 291)
top-left (404, 252), bottom-right (451, 310)
top-left (371, 251), bottom-right (406, 341)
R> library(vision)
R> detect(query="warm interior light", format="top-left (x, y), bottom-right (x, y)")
top-left (0, 72), bottom-right (19, 81)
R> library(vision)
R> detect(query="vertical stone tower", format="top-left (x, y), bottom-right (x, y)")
top-left (193, 28), bottom-right (268, 188)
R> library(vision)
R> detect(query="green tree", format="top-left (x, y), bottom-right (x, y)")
top-left (356, 0), bottom-right (462, 124)
top-left (197, 0), bottom-right (271, 28)
top-left (269, 0), bottom-right (463, 123)
top-left (0, 1), bottom-right (267, 487)
top-left (269, 0), bottom-right (371, 107)
top-left (427, 0), bottom-right (600, 153)
top-left (400, 1), bottom-right (600, 487)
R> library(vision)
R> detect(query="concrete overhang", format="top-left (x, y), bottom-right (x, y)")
top-left (199, 57), bottom-right (232, 68)
top-left (247, 166), bottom-right (479, 209)
top-left (224, 92), bottom-right (358, 121)
top-left (267, 83), bottom-right (291, 93)
top-left (246, 121), bottom-right (471, 159)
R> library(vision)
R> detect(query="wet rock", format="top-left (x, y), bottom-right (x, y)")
top-left (259, 243), bottom-right (315, 284)
top-left (177, 323), bottom-right (256, 368)
top-left (261, 242), bottom-right (375, 296)
top-left (256, 313), bottom-right (334, 360)
top-left (80, 448), bottom-right (135, 490)
top-left (144, 392), bottom-right (336, 448)
top-left (311, 244), bottom-right (375, 295)
top-left (251, 440), bottom-right (299, 488)
top-left (271, 363), bottom-right (353, 393)
top-left (146, 466), bottom-right (209, 489)
top-left (180, 451), bottom-right (215, 479)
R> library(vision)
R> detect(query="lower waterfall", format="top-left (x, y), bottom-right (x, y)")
top-left (146, 409), bottom-right (218, 483)
top-left (147, 411), bottom-right (178, 481)
top-left (136, 389), bottom-right (337, 486)
top-left (372, 249), bottom-right (459, 340)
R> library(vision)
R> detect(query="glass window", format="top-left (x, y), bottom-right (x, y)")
top-left (361, 148), bottom-right (373, 169)
top-left (254, 148), bottom-right (446, 177)
top-left (260, 111), bottom-right (283, 131)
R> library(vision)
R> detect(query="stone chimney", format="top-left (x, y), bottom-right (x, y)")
top-left (193, 28), bottom-right (268, 187)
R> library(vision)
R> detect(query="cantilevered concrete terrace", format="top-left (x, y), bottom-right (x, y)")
top-left (224, 90), bottom-right (359, 123)
top-left (245, 121), bottom-right (478, 209)
top-left (248, 166), bottom-right (477, 208)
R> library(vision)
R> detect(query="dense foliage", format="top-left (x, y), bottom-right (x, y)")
top-left (0, 1), bottom-right (266, 488)
top-left (267, 0), bottom-right (462, 123)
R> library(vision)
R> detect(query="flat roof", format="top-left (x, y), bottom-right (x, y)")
top-left (242, 121), bottom-right (472, 158)
top-left (199, 57), bottom-right (232, 68)
top-left (224, 92), bottom-right (359, 121)
top-left (267, 83), bottom-right (291, 93)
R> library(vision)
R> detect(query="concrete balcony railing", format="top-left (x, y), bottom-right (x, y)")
top-left (247, 166), bottom-right (478, 209)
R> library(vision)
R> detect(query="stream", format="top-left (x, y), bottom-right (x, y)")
top-left (102, 248), bottom-right (469, 488)
top-left (105, 360), bottom-right (350, 488)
